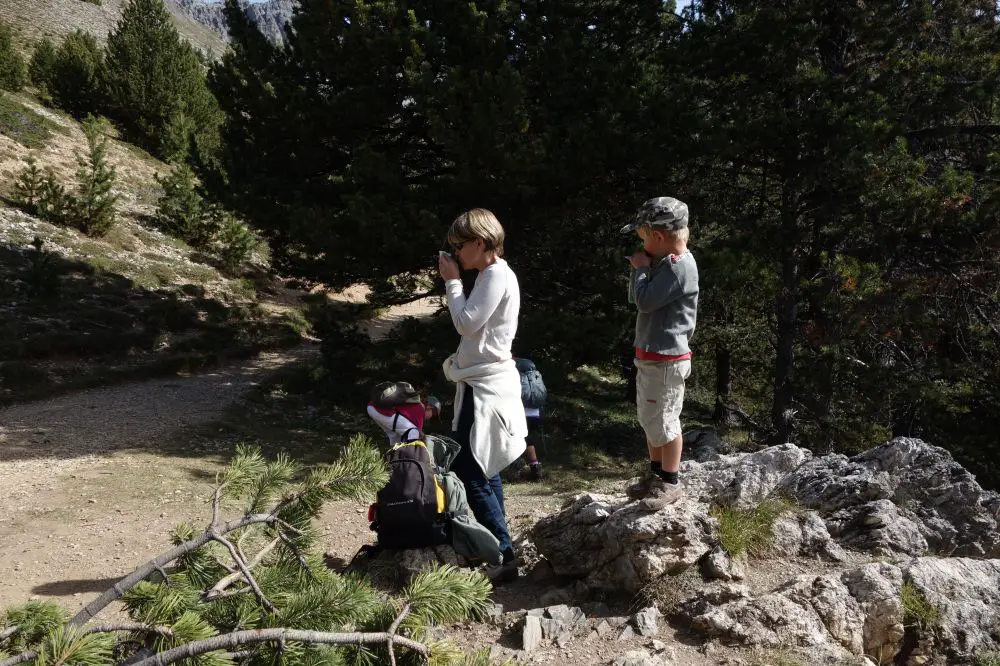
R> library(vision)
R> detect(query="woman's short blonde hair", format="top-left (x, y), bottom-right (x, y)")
top-left (448, 208), bottom-right (505, 257)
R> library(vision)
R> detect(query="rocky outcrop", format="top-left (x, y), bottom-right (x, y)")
top-left (531, 492), bottom-right (716, 594)
top-left (169, 0), bottom-right (296, 47)
top-left (532, 439), bottom-right (1000, 595)
top-left (676, 557), bottom-right (1000, 665)
top-left (530, 437), bottom-right (1000, 664)
top-left (777, 438), bottom-right (1000, 557)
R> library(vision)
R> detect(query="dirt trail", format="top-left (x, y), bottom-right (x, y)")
top-left (0, 292), bottom-right (440, 612)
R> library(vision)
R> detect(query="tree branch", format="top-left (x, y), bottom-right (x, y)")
top-left (128, 627), bottom-right (430, 666)
top-left (204, 537), bottom-right (280, 600)
top-left (212, 535), bottom-right (276, 614)
top-left (0, 626), bottom-right (19, 641)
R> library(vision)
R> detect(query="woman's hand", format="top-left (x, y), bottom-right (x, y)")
top-left (438, 252), bottom-right (460, 281)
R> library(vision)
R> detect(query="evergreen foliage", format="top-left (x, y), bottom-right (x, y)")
top-left (11, 155), bottom-right (45, 214)
top-left (103, 0), bottom-right (221, 160)
top-left (0, 439), bottom-right (494, 665)
top-left (28, 38), bottom-right (57, 96)
top-left (69, 117), bottom-right (119, 237)
top-left (0, 21), bottom-right (27, 92)
top-left (49, 30), bottom-right (104, 118)
top-left (154, 162), bottom-right (210, 246)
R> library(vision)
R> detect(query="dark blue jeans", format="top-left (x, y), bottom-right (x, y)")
top-left (452, 386), bottom-right (514, 560)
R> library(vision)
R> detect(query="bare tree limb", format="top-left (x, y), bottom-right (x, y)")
top-left (204, 537), bottom-right (280, 600)
top-left (277, 531), bottom-right (313, 581)
top-left (387, 604), bottom-right (411, 666)
top-left (68, 510), bottom-right (278, 627)
top-left (0, 626), bottom-right (19, 641)
top-left (212, 536), bottom-right (276, 614)
top-left (128, 627), bottom-right (430, 666)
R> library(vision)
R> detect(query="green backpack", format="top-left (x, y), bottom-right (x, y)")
top-left (425, 435), bottom-right (503, 566)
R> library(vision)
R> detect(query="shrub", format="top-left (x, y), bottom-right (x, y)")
top-left (0, 21), bottom-right (27, 92)
top-left (49, 30), bottom-right (104, 118)
top-left (28, 38), bottom-right (57, 95)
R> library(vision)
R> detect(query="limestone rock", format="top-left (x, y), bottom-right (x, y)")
top-left (904, 557), bottom-right (1000, 663)
top-left (632, 606), bottom-right (661, 636)
top-left (678, 563), bottom-right (904, 663)
top-left (701, 546), bottom-right (747, 581)
top-left (778, 438), bottom-right (1000, 557)
top-left (531, 492), bottom-right (715, 593)
top-left (770, 510), bottom-right (847, 561)
top-left (695, 443), bottom-right (812, 507)
top-left (523, 615), bottom-right (543, 652)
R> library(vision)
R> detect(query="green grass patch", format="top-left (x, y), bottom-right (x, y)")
top-left (901, 582), bottom-right (940, 633)
top-left (0, 93), bottom-right (65, 149)
top-left (976, 652), bottom-right (1000, 666)
top-left (711, 498), bottom-right (793, 558)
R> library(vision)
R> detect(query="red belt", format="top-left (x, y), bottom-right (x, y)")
top-left (635, 348), bottom-right (692, 362)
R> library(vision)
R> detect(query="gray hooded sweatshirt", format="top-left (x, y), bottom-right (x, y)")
top-left (628, 251), bottom-right (699, 357)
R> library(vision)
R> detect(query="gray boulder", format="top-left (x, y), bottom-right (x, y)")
top-left (778, 437), bottom-right (1000, 557)
top-left (531, 492), bottom-right (715, 593)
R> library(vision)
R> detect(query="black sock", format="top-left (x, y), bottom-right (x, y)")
top-left (657, 469), bottom-right (679, 485)
top-left (650, 461), bottom-right (662, 474)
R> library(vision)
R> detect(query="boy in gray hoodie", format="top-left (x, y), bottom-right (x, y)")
top-left (621, 197), bottom-right (699, 510)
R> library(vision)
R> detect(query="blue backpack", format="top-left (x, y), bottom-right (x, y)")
top-left (515, 358), bottom-right (547, 410)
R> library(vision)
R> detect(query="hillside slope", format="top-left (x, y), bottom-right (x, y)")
top-left (0, 91), bottom-right (306, 404)
top-left (0, 0), bottom-right (227, 56)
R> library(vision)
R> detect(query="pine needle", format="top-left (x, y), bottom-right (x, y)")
top-left (404, 565), bottom-right (492, 625)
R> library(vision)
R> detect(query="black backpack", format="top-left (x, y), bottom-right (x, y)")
top-left (372, 440), bottom-right (448, 550)
top-left (516, 358), bottom-right (547, 409)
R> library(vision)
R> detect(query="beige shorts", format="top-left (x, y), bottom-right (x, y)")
top-left (635, 358), bottom-right (692, 446)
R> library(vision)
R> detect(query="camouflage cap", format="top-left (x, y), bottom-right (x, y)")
top-left (620, 197), bottom-right (689, 233)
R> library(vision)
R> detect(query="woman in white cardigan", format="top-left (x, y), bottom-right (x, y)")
top-left (437, 209), bottom-right (527, 577)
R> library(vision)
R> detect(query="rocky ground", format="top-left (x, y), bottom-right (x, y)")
top-left (3, 330), bottom-right (1000, 666)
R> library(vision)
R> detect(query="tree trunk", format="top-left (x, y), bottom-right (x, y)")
top-left (771, 212), bottom-right (800, 443)
top-left (713, 344), bottom-right (735, 425)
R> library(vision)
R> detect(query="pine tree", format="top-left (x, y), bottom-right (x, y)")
top-left (28, 37), bottom-right (57, 97)
top-left (70, 117), bottom-right (119, 237)
top-left (11, 155), bottom-right (45, 215)
top-left (674, 0), bottom-right (1000, 451)
top-left (154, 162), bottom-right (209, 246)
top-left (206, 0), bottom-right (669, 368)
top-left (49, 30), bottom-right (104, 118)
top-left (103, 0), bottom-right (221, 160)
top-left (36, 168), bottom-right (71, 225)
top-left (0, 20), bottom-right (27, 91)
top-left (0, 439), bottom-right (495, 665)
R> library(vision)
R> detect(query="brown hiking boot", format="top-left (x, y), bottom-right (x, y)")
top-left (626, 471), bottom-right (658, 500)
top-left (638, 478), bottom-right (684, 511)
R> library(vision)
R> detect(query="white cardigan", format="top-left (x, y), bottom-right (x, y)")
top-left (443, 355), bottom-right (527, 478)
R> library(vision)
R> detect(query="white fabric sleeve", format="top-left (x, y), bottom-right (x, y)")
top-left (366, 405), bottom-right (419, 440)
top-left (445, 268), bottom-right (507, 336)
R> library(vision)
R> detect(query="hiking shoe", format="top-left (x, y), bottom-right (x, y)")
top-left (626, 471), bottom-right (658, 500)
top-left (526, 463), bottom-right (543, 481)
top-left (486, 560), bottom-right (520, 585)
top-left (638, 478), bottom-right (684, 511)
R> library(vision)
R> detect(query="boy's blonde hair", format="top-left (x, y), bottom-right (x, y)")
top-left (448, 208), bottom-right (505, 257)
